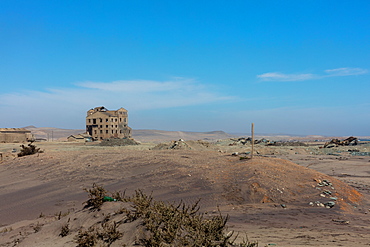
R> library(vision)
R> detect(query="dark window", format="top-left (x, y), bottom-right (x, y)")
top-left (93, 119), bottom-right (96, 124)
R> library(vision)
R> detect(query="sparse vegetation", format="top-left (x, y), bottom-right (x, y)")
top-left (0, 227), bottom-right (13, 233)
top-left (55, 210), bottom-right (71, 220)
top-left (83, 183), bottom-right (109, 211)
top-left (75, 221), bottom-right (123, 247)
top-left (18, 141), bottom-right (43, 157)
top-left (33, 222), bottom-right (42, 233)
top-left (59, 222), bottom-right (70, 237)
top-left (75, 226), bottom-right (97, 247)
top-left (81, 184), bottom-right (258, 246)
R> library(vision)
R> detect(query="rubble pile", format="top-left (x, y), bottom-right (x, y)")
top-left (324, 136), bottom-right (358, 148)
top-left (266, 141), bottom-right (308, 147)
top-left (151, 139), bottom-right (211, 150)
top-left (309, 179), bottom-right (338, 208)
top-left (229, 137), bottom-right (272, 146)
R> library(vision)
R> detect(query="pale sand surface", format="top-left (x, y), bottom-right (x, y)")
top-left (0, 140), bottom-right (370, 246)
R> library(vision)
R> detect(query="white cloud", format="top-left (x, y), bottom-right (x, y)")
top-left (0, 78), bottom-right (233, 128)
top-left (257, 72), bottom-right (316, 81)
top-left (257, 67), bottom-right (368, 82)
top-left (324, 67), bottom-right (368, 77)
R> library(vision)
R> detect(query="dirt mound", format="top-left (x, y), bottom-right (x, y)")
top-left (151, 140), bottom-right (211, 150)
top-left (212, 157), bottom-right (363, 211)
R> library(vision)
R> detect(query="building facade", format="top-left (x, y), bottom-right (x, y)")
top-left (86, 106), bottom-right (132, 140)
top-left (0, 128), bottom-right (34, 143)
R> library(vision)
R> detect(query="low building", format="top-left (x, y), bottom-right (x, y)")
top-left (67, 134), bottom-right (92, 142)
top-left (86, 106), bottom-right (132, 141)
top-left (0, 128), bottom-right (34, 143)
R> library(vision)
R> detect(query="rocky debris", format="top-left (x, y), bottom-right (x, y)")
top-left (324, 136), bottom-right (358, 148)
top-left (228, 137), bottom-right (272, 146)
top-left (317, 179), bottom-right (333, 187)
top-left (99, 138), bottom-right (140, 146)
top-left (309, 200), bottom-right (336, 208)
top-left (332, 219), bottom-right (350, 224)
top-left (151, 139), bottom-right (211, 150)
top-left (309, 179), bottom-right (340, 209)
top-left (350, 152), bottom-right (370, 156)
top-left (266, 141), bottom-right (308, 147)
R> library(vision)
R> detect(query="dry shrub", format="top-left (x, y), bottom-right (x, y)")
top-left (83, 183), bottom-right (108, 211)
top-left (18, 141), bottom-right (43, 157)
top-left (75, 226), bottom-right (97, 247)
top-left (81, 184), bottom-right (258, 246)
top-left (59, 223), bottom-right (70, 237)
top-left (125, 190), bottom-right (258, 246)
top-left (75, 221), bottom-right (123, 247)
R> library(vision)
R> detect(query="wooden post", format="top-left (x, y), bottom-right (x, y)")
top-left (251, 123), bottom-right (254, 159)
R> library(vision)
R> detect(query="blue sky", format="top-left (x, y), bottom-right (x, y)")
top-left (1, 1), bottom-right (369, 136)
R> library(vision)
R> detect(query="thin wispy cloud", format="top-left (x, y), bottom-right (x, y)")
top-left (324, 67), bottom-right (368, 77)
top-left (0, 78), bottom-right (234, 127)
top-left (257, 67), bottom-right (368, 82)
top-left (257, 72), bottom-right (317, 81)
top-left (1, 79), bottom-right (232, 111)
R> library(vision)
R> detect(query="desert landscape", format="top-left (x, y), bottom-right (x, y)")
top-left (0, 130), bottom-right (370, 246)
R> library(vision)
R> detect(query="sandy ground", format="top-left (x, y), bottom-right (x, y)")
top-left (0, 140), bottom-right (370, 246)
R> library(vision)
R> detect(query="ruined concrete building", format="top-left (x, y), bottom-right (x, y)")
top-left (0, 128), bottom-right (34, 143)
top-left (86, 106), bottom-right (132, 140)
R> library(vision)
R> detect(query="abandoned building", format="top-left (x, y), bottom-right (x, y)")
top-left (0, 128), bottom-right (34, 143)
top-left (86, 106), bottom-right (132, 140)
top-left (67, 133), bottom-right (92, 142)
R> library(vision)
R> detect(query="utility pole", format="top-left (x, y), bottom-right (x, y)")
top-left (251, 123), bottom-right (254, 159)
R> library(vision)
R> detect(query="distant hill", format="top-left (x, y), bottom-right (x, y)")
top-left (24, 126), bottom-right (85, 141)
top-left (22, 126), bottom-right (370, 143)
top-left (23, 127), bottom-right (235, 142)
